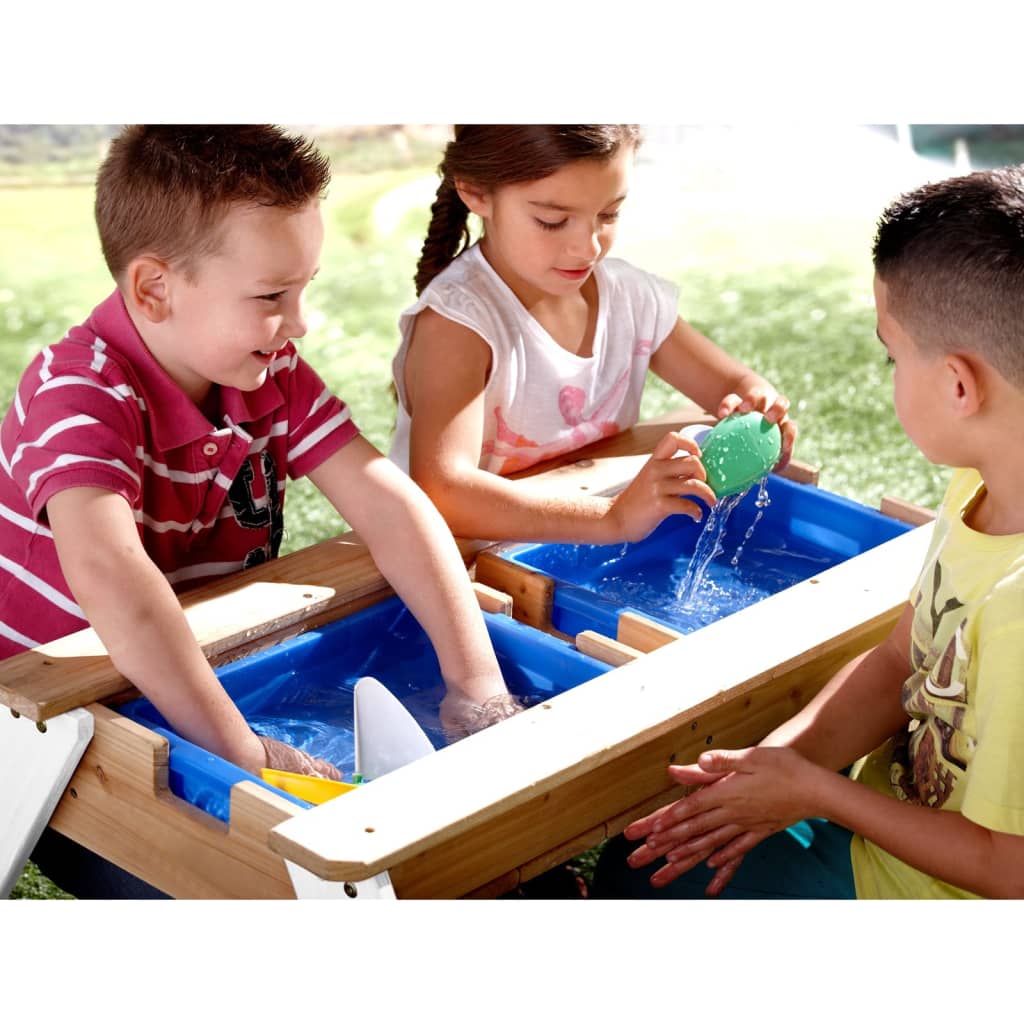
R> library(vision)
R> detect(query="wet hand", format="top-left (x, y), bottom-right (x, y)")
top-left (258, 734), bottom-right (343, 781)
top-left (440, 690), bottom-right (526, 741)
top-left (607, 430), bottom-right (717, 543)
top-left (717, 387), bottom-right (798, 470)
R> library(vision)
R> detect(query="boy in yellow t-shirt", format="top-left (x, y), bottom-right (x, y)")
top-left (592, 166), bottom-right (1024, 900)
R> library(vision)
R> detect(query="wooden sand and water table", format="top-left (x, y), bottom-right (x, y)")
top-left (0, 407), bottom-right (935, 899)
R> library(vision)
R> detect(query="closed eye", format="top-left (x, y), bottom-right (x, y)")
top-left (535, 217), bottom-right (568, 232)
top-left (258, 291), bottom-right (286, 302)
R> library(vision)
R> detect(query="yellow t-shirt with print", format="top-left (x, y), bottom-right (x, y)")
top-left (850, 467), bottom-right (1024, 899)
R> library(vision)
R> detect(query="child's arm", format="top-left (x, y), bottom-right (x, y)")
top-left (308, 434), bottom-right (518, 727)
top-left (403, 309), bottom-right (717, 543)
top-left (758, 603), bottom-right (916, 767)
top-left (649, 315), bottom-right (797, 466)
top-left (46, 487), bottom-right (338, 778)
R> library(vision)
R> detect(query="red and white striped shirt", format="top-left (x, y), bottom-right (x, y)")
top-left (0, 290), bottom-right (359, 658)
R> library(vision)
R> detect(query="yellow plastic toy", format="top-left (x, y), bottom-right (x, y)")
top-left (260, 767), bottom-right (358, 805)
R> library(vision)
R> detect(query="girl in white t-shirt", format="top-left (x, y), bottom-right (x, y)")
top-left (390, 125), bottom-right (796, 544)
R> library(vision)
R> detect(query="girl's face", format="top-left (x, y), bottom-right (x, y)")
top-left (464, 144), bottom-right (634, 307)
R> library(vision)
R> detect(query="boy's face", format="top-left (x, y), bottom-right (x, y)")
top-left (873, 273), bottom-right (950, 464)
top-left (156, 200), bottom-right (324, 404)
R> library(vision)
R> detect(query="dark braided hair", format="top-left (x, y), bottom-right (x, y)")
top-left (414, 125), bottom-right (642, 296)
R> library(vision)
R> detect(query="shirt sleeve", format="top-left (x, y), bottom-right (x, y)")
top-left (282, 353), bottom-right (361, 479)
top-left (10, 361), bottom-right (142, 521)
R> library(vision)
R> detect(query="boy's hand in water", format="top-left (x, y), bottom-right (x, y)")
top-left (258, 735), bottom-right (343, 781)
top-left (606, 430), bottom-right (717, 544)
top-left (440, 690), bottom-right (526, 741)
top-left (717, 385), bottom-right (798, 470)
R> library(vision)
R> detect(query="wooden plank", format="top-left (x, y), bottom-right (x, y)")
top-left (575, 630), bottom-right (643, 667)
top-left (46, 703), bottom-right (302, 899)
top-left (471, 581), bottom-right (513, 616)
top-left (881, 495), bottom-right (936, 526)
top-left (617, 612), bottom-right (683, 653)
top-left (379, 620), bottom-right (882, 898)
top-left (462, 870), bottom-right (522, 900)
top-left (472, 550), bottom-right (554, 631)
top-left (517, 823), bottom-right (607, 885)
top-left (778, 459), bottom-right (819, 487)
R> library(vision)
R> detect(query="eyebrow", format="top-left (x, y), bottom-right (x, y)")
top-left (257, 268), bottom-right (320, 287)
top-left (528, 194), bottom-right (628, 214)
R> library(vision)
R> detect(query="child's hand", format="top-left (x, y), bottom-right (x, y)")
top-left (606, 430), bottom-right (718, 543)
top-left (440, 690), bottom-right (526, 741)
top-left (717, 386), bottom-right (798, 470)
top-left (258, 734), bottom-right (343, 781)
top-left (622, 746), bottom-right (825, 893)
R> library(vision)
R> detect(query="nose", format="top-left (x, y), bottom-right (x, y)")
top-left (283, 296), bottom-right (308, 340)
top-left (568, 223), bottom-right (602, 261)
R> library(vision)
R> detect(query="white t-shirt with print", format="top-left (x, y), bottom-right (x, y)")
top-left (389, 244), bottom-right (680, 476)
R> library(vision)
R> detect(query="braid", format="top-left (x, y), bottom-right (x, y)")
top-left (414, 178), bottom-right (471, 296)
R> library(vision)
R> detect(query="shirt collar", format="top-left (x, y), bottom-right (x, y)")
top-left (84, 290), bottom-right (285, 451)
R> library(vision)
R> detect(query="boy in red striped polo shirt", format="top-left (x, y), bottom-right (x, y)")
top-left (0, 125), bottom-right (520, 782)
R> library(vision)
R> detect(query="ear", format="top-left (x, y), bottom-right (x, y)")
top-left (453, 178), bottom-right (492, 219)
top-left (123, 255), bottom-right (172, 323)
top-left (945, 353), bottom-right (983, 418)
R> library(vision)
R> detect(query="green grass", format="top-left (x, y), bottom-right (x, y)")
top-left (1, 133), bottom-right (950, 898)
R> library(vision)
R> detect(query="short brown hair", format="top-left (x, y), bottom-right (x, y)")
top-left (873, 165), bottom-right (1024, 387)
top-left (95, 125), bottom-right (331, 281)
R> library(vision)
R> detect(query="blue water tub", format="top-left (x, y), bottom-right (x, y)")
top-left (502, 474), bottom-right (912, 640)
top-left (118, 596), bottom-right (612, 823)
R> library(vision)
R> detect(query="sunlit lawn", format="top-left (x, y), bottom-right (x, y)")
top-left (2, 129), bottom-right (953, 897)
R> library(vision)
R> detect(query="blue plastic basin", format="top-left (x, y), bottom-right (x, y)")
top-left (502, 475), bottom-right (912, 639)
top-left (118, 596), bottom-right (612, 822)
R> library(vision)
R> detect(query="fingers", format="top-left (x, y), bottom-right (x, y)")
top-left (440, 690), bottom-right (525, 741)
top-left (651, 429), bottom-right (698, 460)
top-left (705, 855), bottom-right (744, 897)
top-left (676, 748), bottom-right (750, 778)
top-left (718, 386), bottom-right (790, 420)
top-left (624, 756), bottom-right (740, 841)
top-left (705, 827), bottom-right (770, 868)
top-left (643, 442), bottom-right (717, 505)
top-left (777, 416), bottom-right (798, 468)
top-left (664, 763), bottom-right (732, 788)
top-left (258, 734), bottom-right (343, 781)
top-left (717, 392), bottom-right (744, 419)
